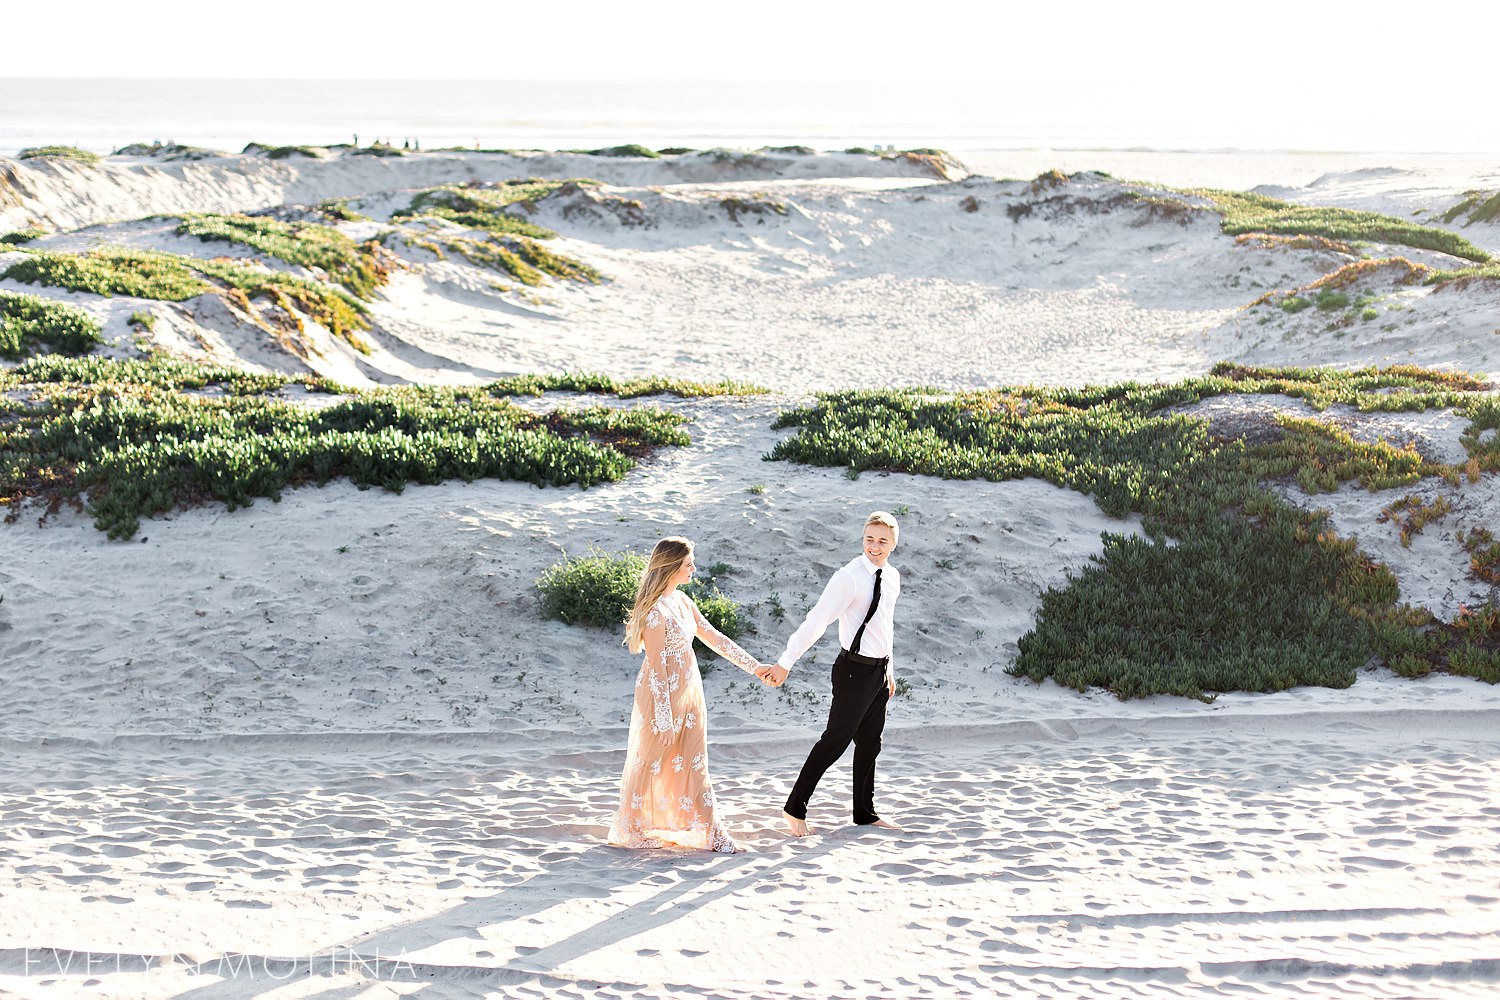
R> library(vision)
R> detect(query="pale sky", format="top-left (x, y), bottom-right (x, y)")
top-left (2, 0), bottom-right (1477, 84)
top-left (3, 0), bottom-right (1489, 150)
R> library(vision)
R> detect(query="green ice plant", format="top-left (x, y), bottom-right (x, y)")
top-left (0, 357), bottom-right (693, 540)
top-left (767, 363), bottom-right (1500, 699)
top-left (0, 291), bottom-right (103, 359)
top-left (535, 549), bottom-right (747, 667)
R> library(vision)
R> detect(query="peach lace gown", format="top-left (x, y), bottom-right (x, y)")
top-left (608, 590), bottom-right (761, 852)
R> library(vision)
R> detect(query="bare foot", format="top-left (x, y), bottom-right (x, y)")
top-left (868, 818), bottom-right (903, 831)
top-left (783, 811), bottom-right (812, 837)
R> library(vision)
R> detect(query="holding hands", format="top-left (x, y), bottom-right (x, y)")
top-left (754, 662), bottom-right (788, 688)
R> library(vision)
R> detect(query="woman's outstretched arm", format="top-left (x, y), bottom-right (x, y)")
top-left (688, 597), bottom-right (761, 676)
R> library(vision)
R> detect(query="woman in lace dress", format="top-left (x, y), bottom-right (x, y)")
top-left (607, 537), bottom-right (769, 853)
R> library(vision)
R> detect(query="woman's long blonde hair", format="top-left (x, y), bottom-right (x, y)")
top-left (625, 537), bottom-right (693, 654)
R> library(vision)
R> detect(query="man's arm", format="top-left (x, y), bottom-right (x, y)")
top-left (776, 569), bottom-right (855, 673)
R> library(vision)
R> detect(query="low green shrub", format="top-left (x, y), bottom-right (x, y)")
top-left (2, 248), bottom-right (209, 300)
top-left (577, 144), bottom-right (659, 158)
top-left (0, 291), bottom-right (103, 359)
top-left (17, 146), bottom-right (101, 166)
top-left (0, 357), bottom-right (691, 539)
top-left (1315, 290), bottom-right (1350, 311)
top-left (1461, 528), bottom-right (1500, 583)
top-left (114, 143), bottom-right (223, 161)
top-left (3, 245), bottom-right (369, 351)
top-left (260, 145), bottom-right (322, 159)
top-left (1427, 262), bottom-right (1500, 286)
top-left (128, 310), bottom-right (156, 332)
top-left (768, 364), bottom-right (1498, 699)
top-left (720, 196), bottom-right (789, 224)
top-left (317, 198), bottom-right (367, 222)
top-left (3, 353), bottom-right (337, 394)
top-left (350, 144), bottom-right (404, 157)
top-left (1256, 416), bottom-right (1443, 493)
top-left (1012, 513), bottom-right (1371, 701)
top-left (392, 183), bottom-right (603, 283)
top-left (0, 228), bottom-right (46, 245)
top-left (484, 372), bottom-right (766, 398)
top-left (1440, 190), bottom-right (1500, 226)
top-left (1189, 187), bottom-right (1491, 262)
top-left (192, 257), bottom-right (373, 350)
top-left (1377, 493), bottom-right (1451, 546)
top-left (174, 212), bottom-right (389, 297)
top-left (535, 549), bottom-right (746, 665)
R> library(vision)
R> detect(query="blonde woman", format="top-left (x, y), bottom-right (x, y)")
top-left (608, 537), bottom-right (770, 853)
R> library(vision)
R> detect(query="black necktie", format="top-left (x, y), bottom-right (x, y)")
top-left (849, 568), bottom-right (882, 655)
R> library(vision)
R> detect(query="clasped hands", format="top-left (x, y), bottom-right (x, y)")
top-left (754, 662), bottom-right (788, 688)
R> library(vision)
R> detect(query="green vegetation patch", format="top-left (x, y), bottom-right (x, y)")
top-left (1382, 601), bottom-right (1500, 684)
top-left (0, 291), bottom-right (103, 359)
top-left (768, 363), bottom-right (1500, 700)
top-left (3, 248), bottom-right (210, 301)
top-left (0, 228), bottom-right (46, 245)
top-left (434, 234), bottom-right (601, 287)
top-left (1461, 528), bottom-right (1500, 584)
top-left (535, 549), bottom-right (746, 665)
top-left (485, 372), bottom-right (767, 398)
top-left (1427, 262), bottom-right (1500, 287)
top-left (1188, 188), bottom-right (1491, 262)
top-left (243, 144), bottom-right (324, 159)
top-left (573, 144), bottom-right (660, 158)
top-left (720, 196), bottom-right (789, 225)
top-left (1440, 190), bottom-right (1500, 227)
top-left (193, 257), bottom-right (372, 351)
top-left (174, 212), bottom-right (389, 297)
top-left (0, 245), bottom-right (374, 352)
top-left (1234, 232), bottom-right (1357, 255)
top-left (17, 146), bottom-right (101, 166)
top-left (1377, 493), bottom-right (1451, 547)
top-left (114, 143), bottom-right (223, 161)
top-left (317, 198), bottom-right (367, 222)
top-left (0, 356), bottom-right (691, 539)
top-left (1251, 256), bottom-right (1500, 312)
top-left (392, 182), bottom-right (603, 284)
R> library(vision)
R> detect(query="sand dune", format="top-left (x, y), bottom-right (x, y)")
top-left (0, 147), bottom-right (960, 234)
top-left (3, 150), bottom-right (1500, 997)
top-left (8, 163), bottom-right (1500, 390)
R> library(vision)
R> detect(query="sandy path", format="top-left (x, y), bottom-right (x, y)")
top-left (5, 151), bottom-right (1500, 998)
top-left (3, 711), bottom-right (1497, 997)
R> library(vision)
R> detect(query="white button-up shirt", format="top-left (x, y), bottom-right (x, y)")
top-left (777, 555), bottom-right (899, 671)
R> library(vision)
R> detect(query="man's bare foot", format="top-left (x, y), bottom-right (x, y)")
top-left (783, 811), bottom-right (812, 837)
top-left (868, 818), bottom-right (903, 831)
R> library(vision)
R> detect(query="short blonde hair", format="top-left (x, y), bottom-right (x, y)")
top-left (865, 510), bottom-right (899, 544)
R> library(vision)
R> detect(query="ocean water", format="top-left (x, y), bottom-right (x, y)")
top-left (1, 78), bottom-right (1489, 157)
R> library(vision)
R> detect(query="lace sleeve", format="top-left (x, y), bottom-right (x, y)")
top-left (638, 606), bottom-right (679, 736)
top-left (688, 598), bottom-right (760, 676)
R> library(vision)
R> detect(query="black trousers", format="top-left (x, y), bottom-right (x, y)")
top-left (784, 650), bottom-right (889, 824)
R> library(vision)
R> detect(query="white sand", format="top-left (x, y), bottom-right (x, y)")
top-left (3, 149), bottom-right (1500, 998)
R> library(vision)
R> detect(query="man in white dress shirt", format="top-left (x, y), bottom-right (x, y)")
top-left (759, 511), bottom-right (902, 836)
